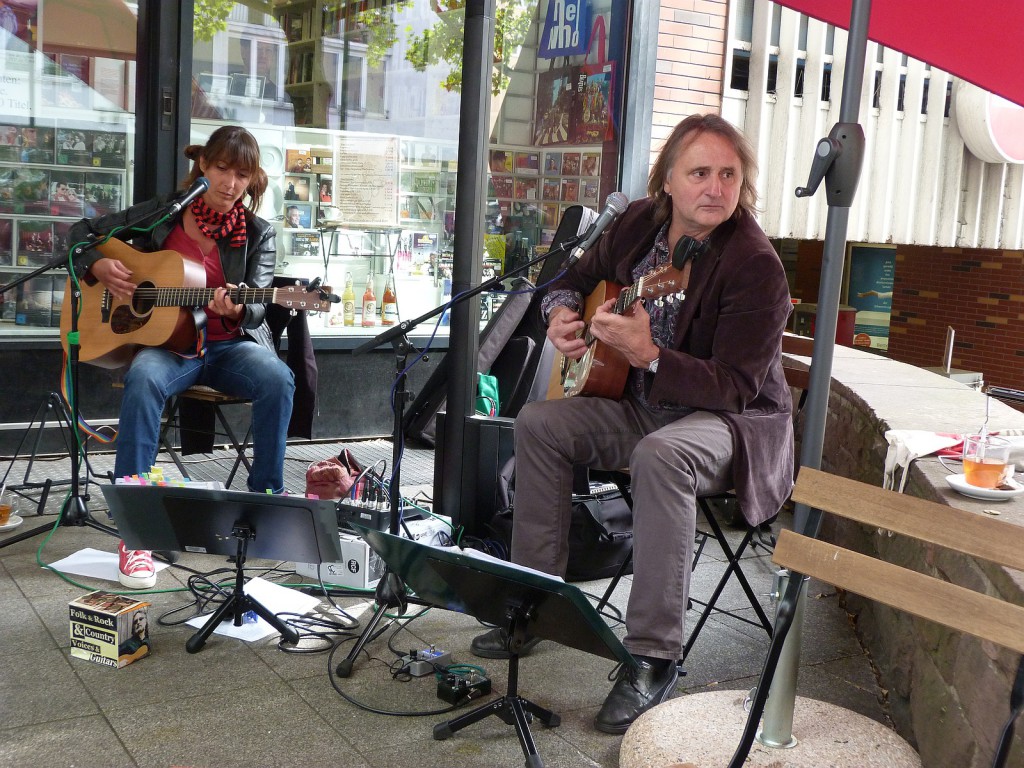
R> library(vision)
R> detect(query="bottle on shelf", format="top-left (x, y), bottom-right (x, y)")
top-left (381, 275), bottom-right (398, 326)
top-left (342, 273), bottom-right (355, 327)
top-left (362, 274), bottom-right (377, 327)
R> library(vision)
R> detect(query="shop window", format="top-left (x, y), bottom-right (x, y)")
top-left (0, 0), bottom-right (136, 339)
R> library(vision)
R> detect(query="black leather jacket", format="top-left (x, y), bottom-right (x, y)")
top-left (68, 191), bottom-right (278, 351)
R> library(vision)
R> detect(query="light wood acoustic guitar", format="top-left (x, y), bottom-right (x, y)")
top-left (547, 261), bottom-right (688, 400)
top-left (60, 238), bottom-right (333, 369)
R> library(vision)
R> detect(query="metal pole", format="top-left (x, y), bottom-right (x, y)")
top-left (438, 1), bottom-right (496, 520)
top-left (760, 0), bottom-right (871, 742)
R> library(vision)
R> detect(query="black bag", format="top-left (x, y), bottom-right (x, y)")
top-left (486, 458), bottom-right (634, 582)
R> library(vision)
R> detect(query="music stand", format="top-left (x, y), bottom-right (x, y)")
top-left (356, 524), bottom-right (635, 768)
top-left (102, 485), bottom-right (342, 653)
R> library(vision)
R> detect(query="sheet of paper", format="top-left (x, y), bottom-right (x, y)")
top-left (439, 545), bottom-right (564, 582)
top-left (185, 576), bottom-right (321, 642)
top-left (47, 547), bottom-right (171, 582)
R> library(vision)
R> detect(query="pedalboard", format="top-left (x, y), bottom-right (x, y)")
top-left (437, 671), bottom-right (492, 704)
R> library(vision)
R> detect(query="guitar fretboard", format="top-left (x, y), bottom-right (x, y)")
top-left (111, 287), bottom-right (277, 307)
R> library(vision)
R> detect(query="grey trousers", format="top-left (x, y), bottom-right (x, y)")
top-left (510, 396), bottom-right (734, 661)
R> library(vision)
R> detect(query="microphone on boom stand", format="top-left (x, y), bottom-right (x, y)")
top-left (166, 177), bottom-right (210, 216)
top-left (567, 192), bottom-right (629, 265)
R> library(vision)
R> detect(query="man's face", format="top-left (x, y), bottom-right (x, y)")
top-left (288, 209), bottom-right (300, 225)
top-left (663, 131), bottom-right (743, 240)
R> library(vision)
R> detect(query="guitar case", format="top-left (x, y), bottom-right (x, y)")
top-left (403, 204), bottom-right (596, 445)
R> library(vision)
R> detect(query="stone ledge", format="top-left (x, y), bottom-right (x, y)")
top-left (783, 341), bottom-right (1024, 768)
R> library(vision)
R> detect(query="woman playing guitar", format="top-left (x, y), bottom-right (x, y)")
top-left (69, 125), bottom-right (295, 590)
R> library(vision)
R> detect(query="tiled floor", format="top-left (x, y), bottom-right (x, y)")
top-left (0, 438), bottom-right (893, 767)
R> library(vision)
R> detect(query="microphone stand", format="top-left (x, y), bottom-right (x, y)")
top-left (0, 202), bottom-right (186, 551)
top-left (0, 247), bottom-right (118, 548)
top-left (333, 233), bottom-right (583, 677)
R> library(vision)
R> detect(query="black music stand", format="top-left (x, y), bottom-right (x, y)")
top-left (356, 525), bottom-right (635, 768)
top-left (102, 485), bottom-right (342, 653)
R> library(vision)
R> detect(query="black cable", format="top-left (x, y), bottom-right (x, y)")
top-left (325, 638), bottom-right (470, 717)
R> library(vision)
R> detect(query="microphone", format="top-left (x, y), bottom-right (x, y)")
top-left (167, 177), bottom-right (210, 216)
top-left (568, 192), bottom-right (629, 264)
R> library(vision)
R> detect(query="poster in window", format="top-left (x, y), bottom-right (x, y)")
top-left (16, 127), bottom-right (53, 164)
top-left (0, 218), bottom-right (11, 262)
top-left (49, 173), bottom-right (84, 216)
top-left (91, 131), bottom-right (127, 168)
top-left (11, 168), bottom-right (50, 214)
top-left (83, 172), bottom-right (123, 217)
top-left (17, 220), bottom-right (54, 266)
top-left (284, 175), bottom-right (311, 201)
top-left (533, 66), bottom-right (578, 146)
top-left (57, 129), bottom-right (91, 166)
top-left (848, 245), bottom-right (895, 351)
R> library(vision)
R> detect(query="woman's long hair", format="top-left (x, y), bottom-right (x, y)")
top-left (182, 125), bottom-right (268, 213)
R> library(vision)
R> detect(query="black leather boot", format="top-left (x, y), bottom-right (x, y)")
top-left (594, 656), bottom-right (679, 734)
top-left (470, 627), bottom-right (542, 659)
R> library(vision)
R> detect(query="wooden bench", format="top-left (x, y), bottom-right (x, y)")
top-left (771, 467), bottom-right (1024, 766)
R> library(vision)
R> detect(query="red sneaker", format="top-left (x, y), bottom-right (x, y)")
top-left (118, 540), bottom-right (156, 589)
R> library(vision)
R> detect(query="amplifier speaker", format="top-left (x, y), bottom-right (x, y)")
top-left (433, 412), bottom-right (515, 537)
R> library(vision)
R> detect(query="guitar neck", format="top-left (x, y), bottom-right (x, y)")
top-left (132, 286), bottom-right (278, 308)
top-left (613, 283), bottom-right (640, 314)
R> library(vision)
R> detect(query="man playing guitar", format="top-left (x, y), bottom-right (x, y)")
top-left (470, 114), bottom-right (795, 733)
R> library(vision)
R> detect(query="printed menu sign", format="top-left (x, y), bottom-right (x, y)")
top-left (333, 135), bottom-right (398, 227)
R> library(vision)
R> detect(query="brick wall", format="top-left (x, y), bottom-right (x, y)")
top-left (888, 246), bottom-right (1024, 391)
top-left (652, 0), bottom-right (728, 159)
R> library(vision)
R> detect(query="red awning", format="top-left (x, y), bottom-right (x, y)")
top-left (775, 0), bottom-right (1024, 108)
top-left (41, 0), bottom-right (137, 61)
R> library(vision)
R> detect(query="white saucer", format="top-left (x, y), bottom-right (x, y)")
top-left (945, 474), bottom-right (1024, 501)
top-left (0, 514), bottom-right (23, 532)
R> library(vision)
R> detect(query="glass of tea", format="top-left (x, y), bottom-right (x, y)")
top-left (962, 434), bottom-right (1012, 489)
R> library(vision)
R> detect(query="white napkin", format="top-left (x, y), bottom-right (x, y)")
top-left (883, 428), bottom-right (1024, 492)
top-left (883, 430), bottom-right (961, 493)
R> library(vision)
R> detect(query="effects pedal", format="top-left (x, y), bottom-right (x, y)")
top-left (437, 670), bottom-right (492, 704)
top-left (402, 648), bottom-right (453, 677)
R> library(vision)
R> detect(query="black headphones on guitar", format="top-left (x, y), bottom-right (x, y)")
top-left (671, 235), bottom-right (709, 269)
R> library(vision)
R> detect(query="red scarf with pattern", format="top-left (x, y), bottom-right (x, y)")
top-left (190, 196), bottom-right (248, 248)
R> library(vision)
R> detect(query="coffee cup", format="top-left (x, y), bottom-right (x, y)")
top-left (962, 435), bottom-right (1013, 489)
top-left (0, 503), bottom-right (12, 526)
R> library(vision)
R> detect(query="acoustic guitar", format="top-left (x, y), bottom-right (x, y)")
top-left (60, 238), bottom-right (333, 369)
top-left (547, 261), bottom-right (688, 400)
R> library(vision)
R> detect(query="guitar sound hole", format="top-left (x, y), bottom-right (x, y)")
top-left (108, 282), bottom-right (156, 336)
top-left (131, 282), bottom-right (157, 315)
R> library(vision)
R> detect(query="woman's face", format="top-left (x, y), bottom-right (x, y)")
top-left (199, 156), bottom-right (253, 213)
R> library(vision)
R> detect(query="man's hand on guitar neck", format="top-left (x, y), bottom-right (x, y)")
top-left (547, 306), bottom-right (589, 360)
top-left (590, 298), bottom-right (660, 369)
top-left (90, 257), bottom-right (136, 301)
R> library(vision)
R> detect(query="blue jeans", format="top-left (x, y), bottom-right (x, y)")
top-left (114, 339), bottom-right (295, 493)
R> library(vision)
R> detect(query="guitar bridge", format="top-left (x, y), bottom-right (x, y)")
top-left (100, 289), bottom-right (112, 324)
